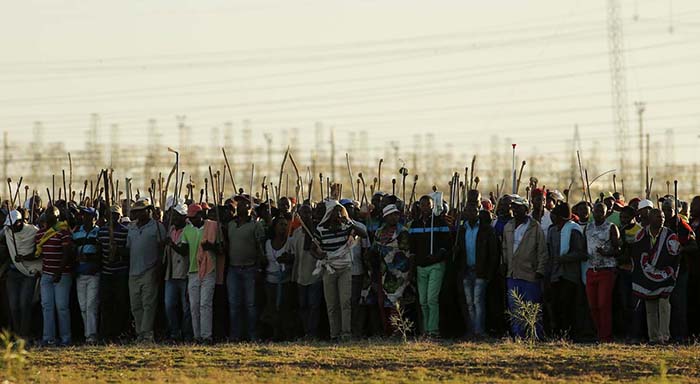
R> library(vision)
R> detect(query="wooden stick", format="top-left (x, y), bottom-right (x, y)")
top-left (277, 147), bottom-right (290, 199)
top-left (6, 178), bottom-right (12, 209)
top-left (515, 161), bottom-right (526, 195)
top-left (222, 148), bottom-right (238, 193)
top-left (469, 155), bottom-right (476, 190)
top-left (377, 158), bottom-right (383, 192)
top-left (346, 153), bottom-right (356, 201)
top-left (577, 151), bottom-right (587, 203)
top-left (67, 153), bottom-right (73, 204)
top-left (584, 169), bottom-right (592, 203)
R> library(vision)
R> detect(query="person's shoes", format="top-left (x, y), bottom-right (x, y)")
top-left (201, 338), bottom-right (214, 345)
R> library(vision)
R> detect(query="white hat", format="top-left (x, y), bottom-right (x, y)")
top-left (382, 204), bottom-right (400, 218)
top-left (172, 203), bottom-right (188, 216)
top-left (164, 195), bottom-right (185, 211)
top-left (637, 199), bottom-right (654, 210)
top-left (3, 210), bottom-right (22, 226)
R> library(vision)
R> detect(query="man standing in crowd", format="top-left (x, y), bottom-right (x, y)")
top-left (585, 202), bottom-right (620, 343)
top-left (226, 194), bottom-right (266, 342)
top-left (127, 198), bottom-right (166, 343)
top-left (545, 202), bottom-right (586, 339)
top-left (4, 210), bottom-right (40, 341)
top-left (502, 195), bottom-right (547, 339)
top-left (409, 194), bottom-right (452, 339)
top-left (631, 208), bottom-right (681, 344)
top-left (163, 203), bottom-right (192, 342)
top-left (454, 197), bottom-right (499, 339)
top-left (73, 207), bottom-right (101, 344)
top-left (98, 205), bottom-right (130, 342)
top-left (660, 196), bottom-right (696, 342)
top-left (290, 204), bottom-right (323, 340)
top-left (37, 206), bottom-right (73, 346)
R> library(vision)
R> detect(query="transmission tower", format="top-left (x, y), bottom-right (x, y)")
top-left (607, 0), bottom-right (631, 179)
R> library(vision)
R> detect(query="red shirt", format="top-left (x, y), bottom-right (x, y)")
top-left (36, 228), bottom-right (73, 276)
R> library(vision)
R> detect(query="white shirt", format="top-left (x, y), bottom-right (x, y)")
top-left (265, 239), bottom-right (288, 283)
top-left (5, 224), bottom-right (41, 277)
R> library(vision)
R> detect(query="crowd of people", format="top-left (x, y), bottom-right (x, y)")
top-left (1, 171), bottom-right (699, 347)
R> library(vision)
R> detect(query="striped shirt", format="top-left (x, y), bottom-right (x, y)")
top-left (316, 225), bottom-right (353, 253)
top-left (98, 222), bottom-right (129, 275)
top-left (36, 227), bottom-right (73, 276)
top-left (73, 225), bottom-right (101, 274)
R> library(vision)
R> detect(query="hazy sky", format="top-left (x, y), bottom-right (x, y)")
top-left (1, 0), bottom-right (699, 166)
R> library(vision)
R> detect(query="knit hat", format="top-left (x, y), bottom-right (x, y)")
top-left (382, 204), bottom-right (400, 218)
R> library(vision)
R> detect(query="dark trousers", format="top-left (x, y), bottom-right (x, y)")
top-left (298, 281), bottom-right (323, 339)
top-left (671, 270), bottom-right (689, 341)
top-left (5, 268), bottom-right (36, 339)
top-left (100, 273), bottom-right (132, 341)
top-left (549, 279), bottom-right (578, 339)
top-left (350, 275), bottom-right (367, 338)
top-left (617, 270), bottom-right (645, 341)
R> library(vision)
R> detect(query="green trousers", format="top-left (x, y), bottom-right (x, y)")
top-left (417, 262), bottom-right (446, 335)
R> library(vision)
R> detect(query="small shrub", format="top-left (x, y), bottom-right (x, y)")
top-left (0, 329), bottom-right (28, 381)
top-left (390, 302), bottom-right (414, 343)
top-left (506, 289), bottom-right (541, 344)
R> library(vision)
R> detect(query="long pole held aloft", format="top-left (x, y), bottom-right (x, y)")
top-left (511, 144), bottom-right (517, 194)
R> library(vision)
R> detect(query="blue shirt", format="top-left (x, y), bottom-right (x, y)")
top-left (465, 220), bottom-right (479, 267)
top-left (73, 225), bottom-right (100, 274)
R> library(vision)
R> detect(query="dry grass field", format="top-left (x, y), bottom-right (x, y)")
top-left (3, 339), bottom-right (700, 383)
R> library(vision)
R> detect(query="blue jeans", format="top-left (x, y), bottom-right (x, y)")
top-left (40, 273), bottom-right (73, 345)
top-left (227, 266), bottom-right (257, 341)
top-left (463, 268), bottom-right (488, 336)
top-left (298, 281), bottom-right (323, 338)
top-left (164, 278), bottom-right (192, 340)
top-left (506, 278), bottom-right (543, 339)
